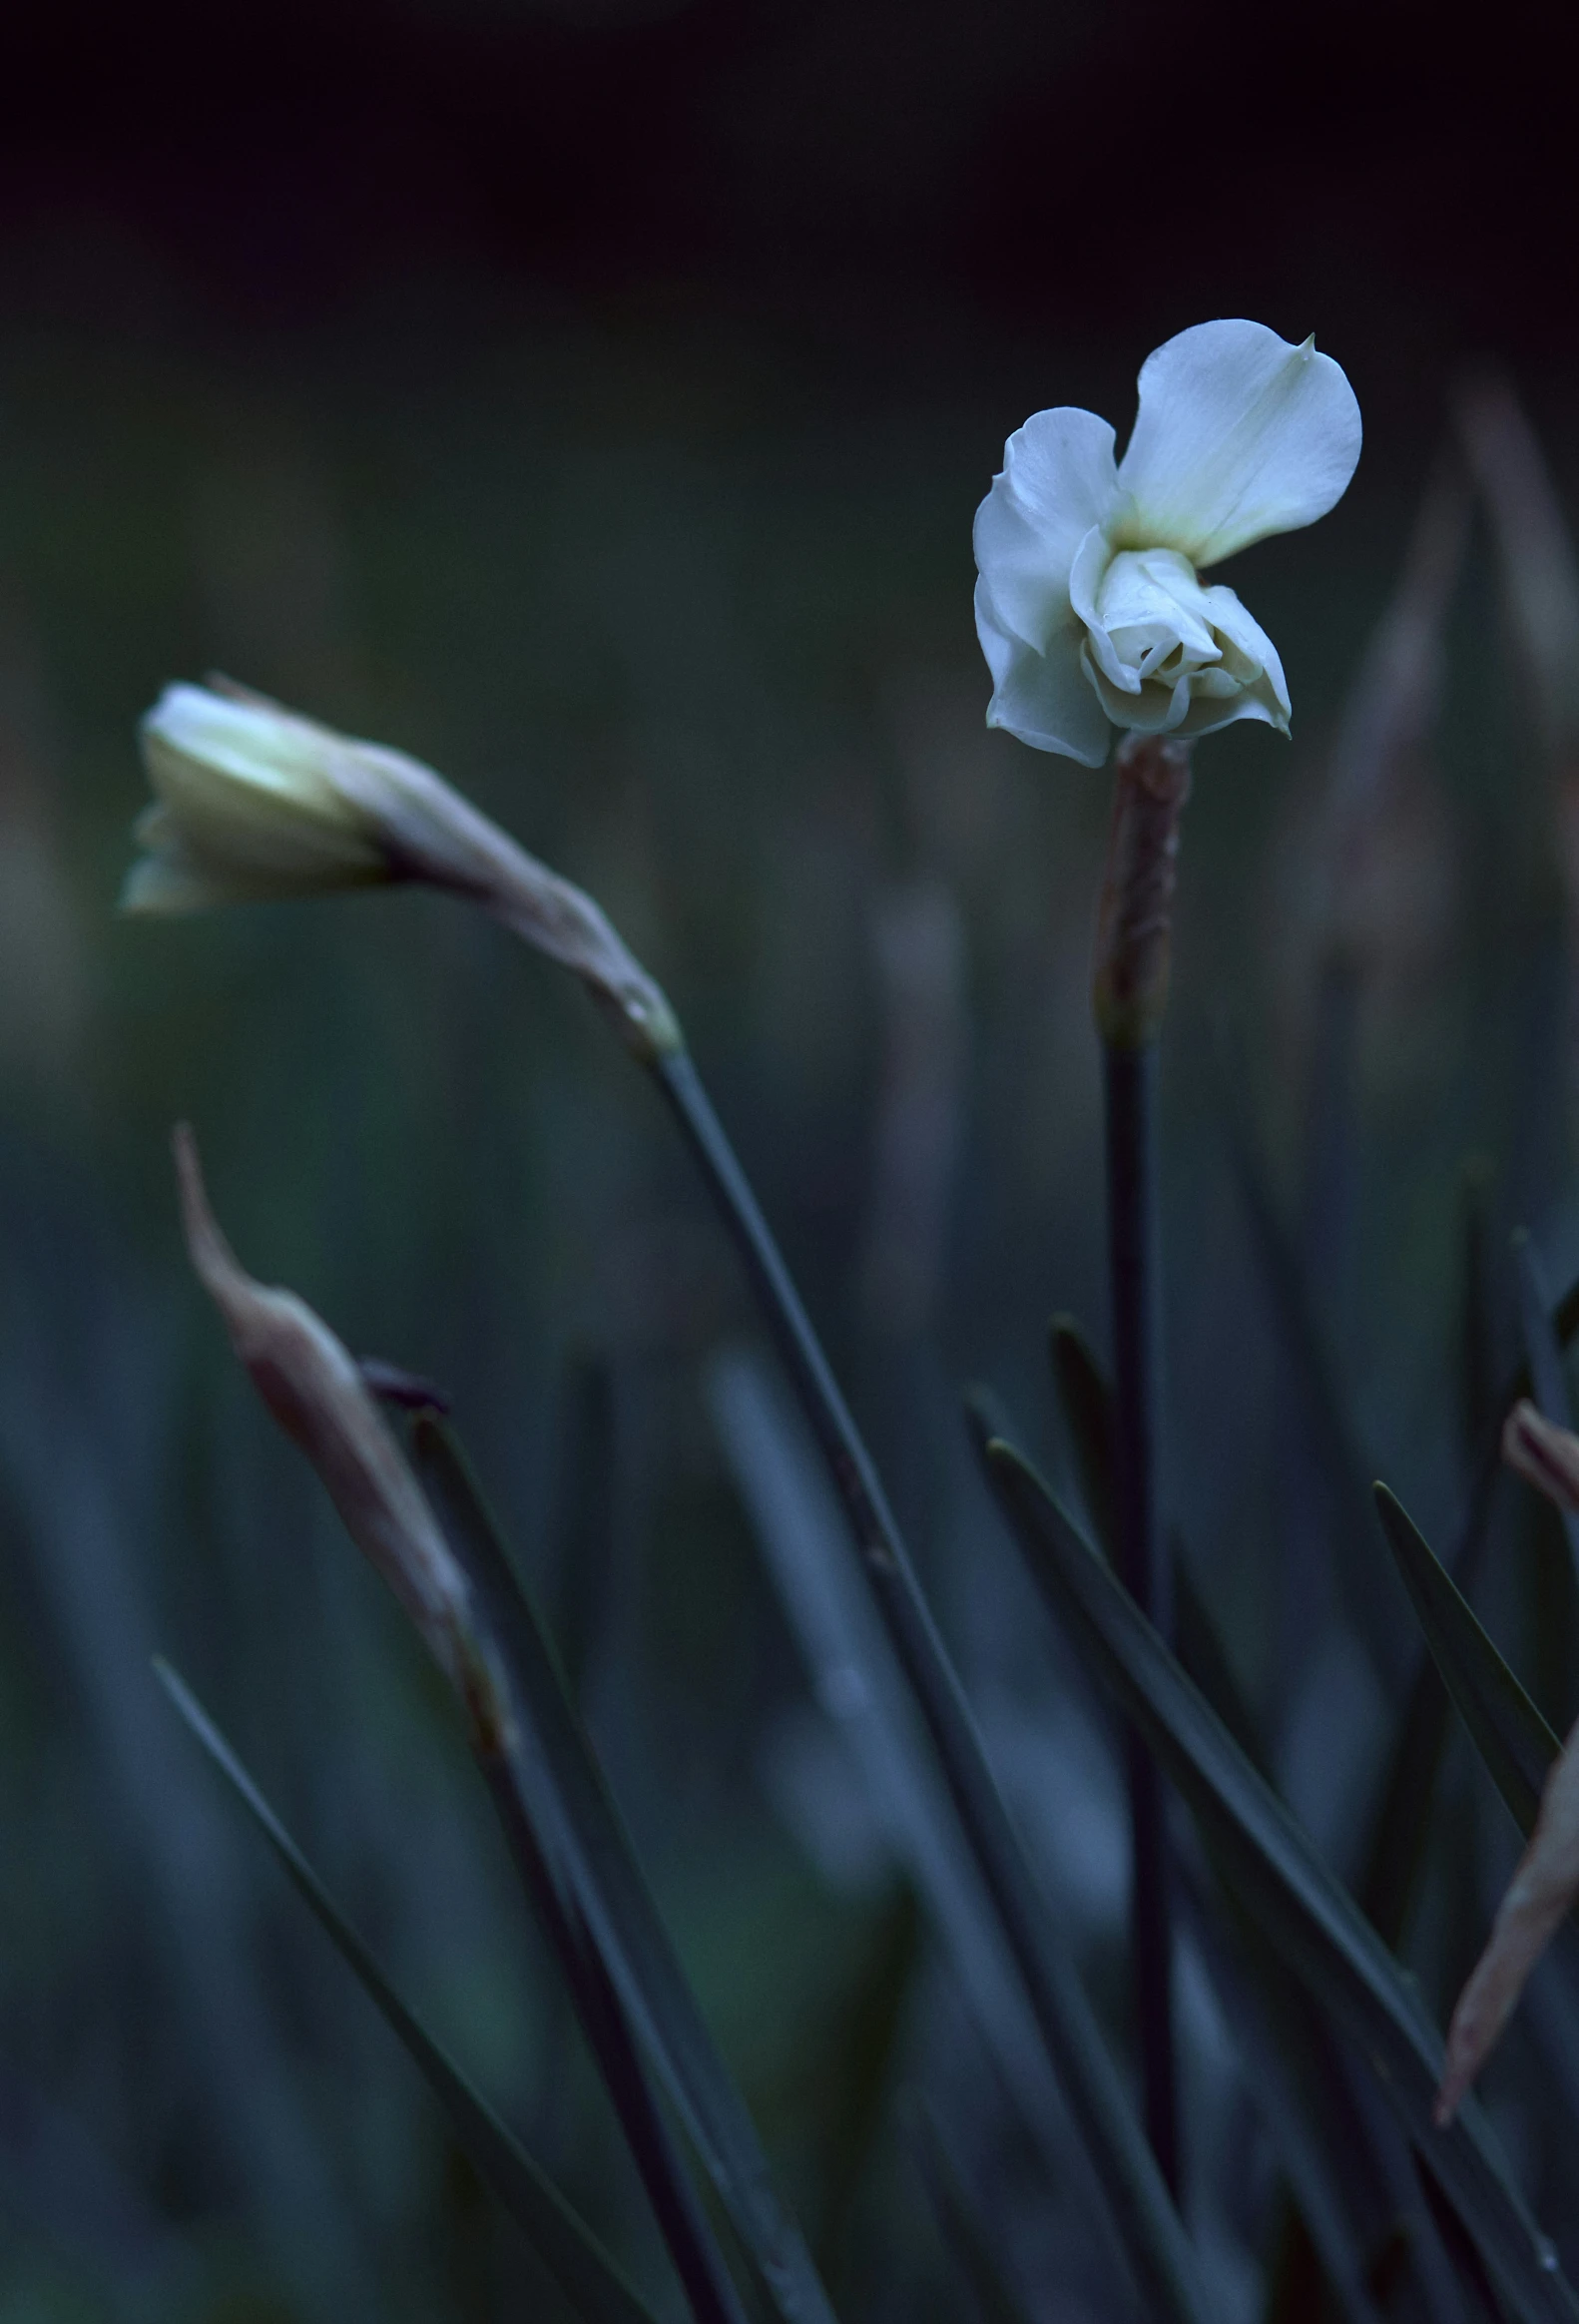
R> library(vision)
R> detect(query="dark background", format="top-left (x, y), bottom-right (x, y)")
top-left (3, 0), bottom-right (1566, 370)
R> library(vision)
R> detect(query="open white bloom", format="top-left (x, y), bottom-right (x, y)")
top-left (974, 320), bottom-right (1362, 764)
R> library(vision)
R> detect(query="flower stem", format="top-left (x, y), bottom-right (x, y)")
top-left (652, 1047), bottom-right (1209, 2323)
top-left (1103, 1037), bottom-right (1181, 2192)
top-left (1094, 731), bottom-right (1192, 2195)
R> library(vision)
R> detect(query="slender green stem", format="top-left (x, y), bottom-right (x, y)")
top-left (652, 1047), bottom-right (1209, 2324)
top-left (1102, 1038), bottom-right (1180, 2193)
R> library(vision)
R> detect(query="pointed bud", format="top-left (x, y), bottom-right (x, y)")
top-left (1502, 1398), bottom-right (1579, 1513)
top-left (1436, 1711), bottom-right (1579, 2123)
top-left (173, 1123), bottom-right (509, 1749)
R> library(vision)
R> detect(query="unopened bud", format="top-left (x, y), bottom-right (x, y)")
top-left (173, 1123), bottom-right (509, 1750)
top-left (126, 681), bottom-right (680, 1062)
top-left (1436, 1708), bottom-right (1579, 2124)
top-left (1091, 733), bottom-right (1193, 1048)
top-left (1502, 1398), bottom-right (1579, 1514)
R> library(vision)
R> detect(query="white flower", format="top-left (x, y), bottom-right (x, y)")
top-left (974, 320), bottom-right (1362, 764)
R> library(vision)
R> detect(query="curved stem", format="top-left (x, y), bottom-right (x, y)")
top-left (652, 1048), bottom-right (1209, 2324)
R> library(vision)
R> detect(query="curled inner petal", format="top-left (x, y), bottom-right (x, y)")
top-left (1074, 545), bottom-right (1291, 742)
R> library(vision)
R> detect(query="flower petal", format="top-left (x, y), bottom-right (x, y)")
top-left (977, 578), bottom-right (1111, 764)
top-left (1069, 526), bottom-right (1136, 692)
top-left (1089, 546), bottom-right (1223, 690)
top-left (120, 847), bottom-right (250, 913)
top-left (973, 408), bottom-right (1120, 646)
top-left (140, 688), bottom-right (387, 888)
top-left (1173, 679), bottom-right (1288, 742)
top-left (1117, 320), bottom-right (1361, 567)
top-left (1198, 581), bottom-right (1291, 718)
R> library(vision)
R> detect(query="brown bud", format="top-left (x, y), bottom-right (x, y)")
top-left (173, 1123), bottom-right (509, 1750)
top-left (1501, 1398), bottom-right (1579, 1514)
top-left (1437, 1708), bottom-right (1579, 2124)
top-left (1091, 733), bottom-right (1193, 1049)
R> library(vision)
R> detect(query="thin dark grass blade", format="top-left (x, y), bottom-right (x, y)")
top-left (1462, 1160), bottom-right (1499, 1457)
top-left (715, 1354), bottom-right (1128, 2282)
top-left (407, 1415), bottom-right (838, 2324)
top-left (475, 1756), bottom-right (752, 2324)
top-left (1357, 1252), bottom-right (1579, 1955)
top-left (983, 1438), bottom-right (1579, 2323)
top-left (1256, 1985), bottom-right (1451, 2324)
top-left (649, 1055), bottom-right (1211, 2324)
top-left (1214, 1060), bottom-right (1406, 1690)
top-left (1175, 1864), bottom-right (1385, 2324)
top-left (1555, 1278), bottom-right (1579, 1369)
top-left (912, 2110), bottom-right (1037, 2324)
top-left (1372, 1485), bottom-right (1559, 1840)
top-left (1357, 1438), bottom-right (1503, 1951)
top-left (1514, 1234), bottom-right (1579, 1585)
top-left (1039, 1332), bottom-right (1269, 1776)
top-left (1048, 1315), bottom-right (1117, 1554)
top-left (1029, 1355), bottom-right (1426, 2313)
top-left (154, 1659), bottom-right (661, 2324)
top-left (1421, 2162), bottom-right (1517, 2324)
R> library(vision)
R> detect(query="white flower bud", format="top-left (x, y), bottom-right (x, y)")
top-left (124, 680), bottom-right (681, 1060)
top-left (124, 683), bottom-right (397, 910)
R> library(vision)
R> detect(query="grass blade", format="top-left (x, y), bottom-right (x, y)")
top-left (1042, 1325), bottom-right (1269, 1776)
top-left (1356, 1249), bottom-right (1579, 1952)
top-left (652, 1054), bottom-right (1211, 2324)
top-left (1174, 1864), bottom-right (1386, 2324)
top-left (1355, 1437), bottom-right (1504, 1952)
top-left (154, 1659), bottom-right (661, 2324)
top-left (1514, 1233), bottom-right (1579, 1587)
top-left (982, 1436), bottom-right (1579, 2323)
top-left (1461, 1159), bottom-right (1499, 1455)
top-left (1214, 1060), bottom-right (1407, 1692)
top-left (1372, 1485), bottom-right (1559, 1840)
top-left (1033, 1344), bottom-right (1431, 2313)
top-left (1048, 1315), bottom-right (1117, 1553)
top-left (713, 1353), bottom-right (1119, 2264)
top-left (407, 1414), bottom-right (838, 2324)
top-left (911, 2109), bottom-right (1036, 2324)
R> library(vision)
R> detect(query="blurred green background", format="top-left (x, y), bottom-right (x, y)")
top-left (4, 2), bottom-right (1579, 2315)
